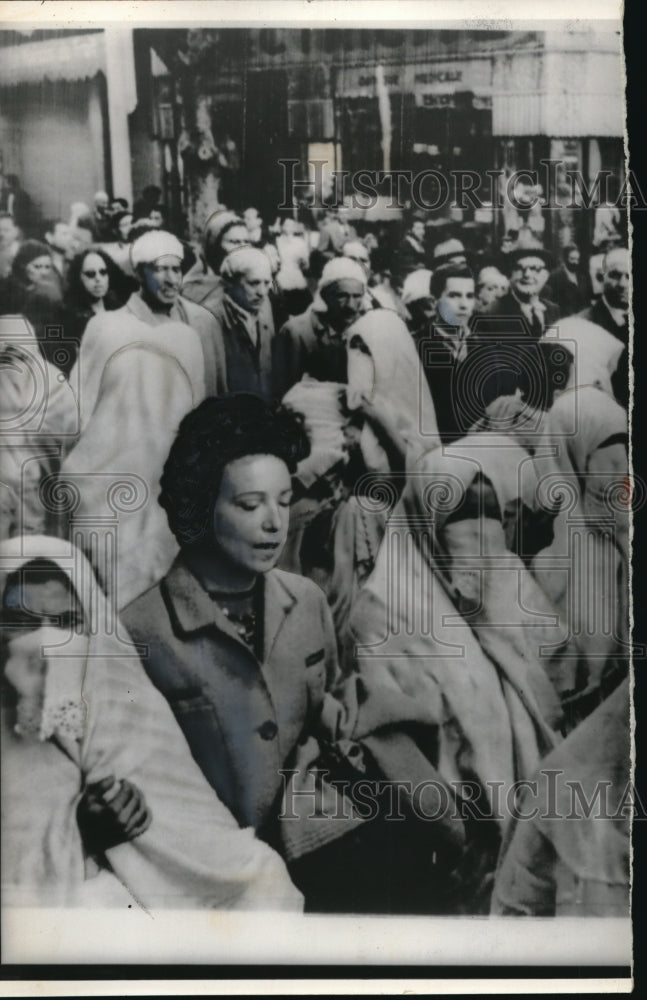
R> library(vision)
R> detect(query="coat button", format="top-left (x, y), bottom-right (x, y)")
top-left (257, 720), bottom-right (278, 741)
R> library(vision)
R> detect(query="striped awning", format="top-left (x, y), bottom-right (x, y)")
top-left (0, 31), bottom-right (105, 87)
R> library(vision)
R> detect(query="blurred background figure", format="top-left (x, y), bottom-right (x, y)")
top-left (397, 215), bottom-right (428, 276)
top-left (243, 206), bottom-right (265, 246)
top-left (545, 244), bottom-right (589, 318)
top-left (100, 209), bottom-right (135, 275)
top-left (275, 217), bottom-right (312, 318)
top-left (182, 210), bottom-right (251, 316)
top-left (0, 172), bottom-right (38, 237)
top-left (0, 212), bottom-right (21, 280)
top-left (0, 239), bottom-right (65, 368)
top-left (475, 265), bottom-right (509, 313)
top-left (43, 219), bottom-right (75, 282)
top-left (89, 191), bottom-right (113, 242)
top-left (132, 184), bottom-right (162, 223)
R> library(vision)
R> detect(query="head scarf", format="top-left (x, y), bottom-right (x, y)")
top-left (0, 535), bottom-right (301, 912)
top-left (130, 230), bottom-right (184, 269)
top-left (204, 210), bottom-right (243, 244)
top-left (345, 309), bottom-right (439, 461)
top-left (404, 433), bottom-right (540, 533)
top-left (0, 317), bottom-right (79, 538)
top-left (401, 268), bottom-right (433, 306)
top-left (312, 257), bottom-right (367, 312)
top-left (62, 313), bottom-right (206, 607)
top-left (541, 317), bottom-right (624, 395)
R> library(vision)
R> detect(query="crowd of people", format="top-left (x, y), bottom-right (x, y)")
top-left (0, 176), bottom-right (631, 918)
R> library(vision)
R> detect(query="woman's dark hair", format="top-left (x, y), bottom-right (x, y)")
top-left (65, 246), bottom-right (121, 307)
top-left (159, 394), bottom-right (310, 547)
top-left (111, 209), bottom-right (132, 236)
top-left (430, 263), bottom-right (474, 300)
top-left (11, 240), bottom-right (52, 285)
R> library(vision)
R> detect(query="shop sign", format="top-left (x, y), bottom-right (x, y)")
top-left (335, 59), bottom-right (492, 100)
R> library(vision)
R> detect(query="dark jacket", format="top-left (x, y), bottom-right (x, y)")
top-left (414, 319), bottom-right (476, 443)
top-left (121, 557), bottom-right (340, 833)
top-left (210, 293), bottom-right (276, 401)
top-left (545, 265), bottom-right (589, 318)
top-left (396, 234), bottom-right (428, 277)
top-left (579, 297), bottom-right (628, 408)
top-left (467, 291), bottom-right (560, 407)
top-left (273, 306), bottom-right (348, 400)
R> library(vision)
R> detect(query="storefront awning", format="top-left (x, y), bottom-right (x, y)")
top-left (0, 31), bottom-right (105, 87)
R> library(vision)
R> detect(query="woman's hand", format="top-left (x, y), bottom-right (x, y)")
top-left (77, 776), bottom-right (152, 855)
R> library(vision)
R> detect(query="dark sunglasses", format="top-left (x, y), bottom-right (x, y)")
top-left (82, 268), bottom-right (108, 279)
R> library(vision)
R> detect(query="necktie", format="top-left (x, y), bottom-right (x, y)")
top-left (529, 304), bottom-right (544, 339)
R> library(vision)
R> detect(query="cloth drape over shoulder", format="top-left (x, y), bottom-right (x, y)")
top-left (405, 435), bottom-right (568, 726)
top-left (491, 678), bottom-right (630, 916)
top-left (0, 316), bottom-right (78, 538)
top-left (531, 385), bottom-right (629, 691)
top-left (345, 309), bottom-right (441, 463)
top-left (349, 438), bottom-right (558, 823)
top-left (60, 314), bottom-right (207, 609)
top-left (0, 536), bottom-right (302, 912)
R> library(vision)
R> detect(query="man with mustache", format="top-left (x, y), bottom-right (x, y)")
top-left (272, 257), bottom-right (368, 399)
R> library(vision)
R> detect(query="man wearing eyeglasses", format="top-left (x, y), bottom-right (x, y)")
top-left (493, 248), bottom-right (559, 337)
top-left (466, 247), bottom-right (559, 409)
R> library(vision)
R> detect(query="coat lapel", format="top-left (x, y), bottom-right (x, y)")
top-left (262, 571), bottom-right (298, 663)
top-left (163, 557), bottom-right (249, 648)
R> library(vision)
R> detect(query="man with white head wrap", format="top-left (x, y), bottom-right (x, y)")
top-left (272, 256), bottom-right (368, 398)
top-left (105, 229), bottom-right (227, 397)
top-left (401, 268), bottom-right (435, 338)
top-left (342, 239), bottom-right (407, 318)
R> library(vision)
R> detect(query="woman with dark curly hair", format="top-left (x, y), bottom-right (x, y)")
top-left (121, 394), bottom-right (345, 837)
top-left (62, 246), bottom-right (129, 371)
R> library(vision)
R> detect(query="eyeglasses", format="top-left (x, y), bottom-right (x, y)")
top-left (82, 268), bottom-right (108, 278)
top-left (513, 263), bottom-right (546, 274)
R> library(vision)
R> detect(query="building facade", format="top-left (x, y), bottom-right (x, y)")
top-left (0, 26), bottom-right (625, 250)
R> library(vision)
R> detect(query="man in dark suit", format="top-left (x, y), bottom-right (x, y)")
top-left (579, 246), bottom-right (629, 408)
top-left (467, 247), bottom-right (559, 409)
top-left (415, 263), bottom-right (478, 443)
top-left (487, 247), bottom-right (559, 335)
